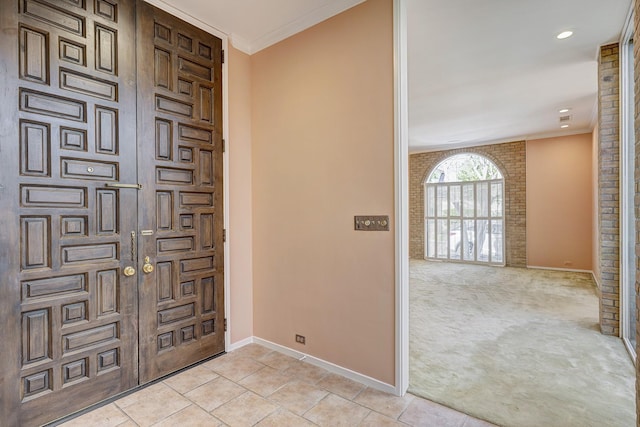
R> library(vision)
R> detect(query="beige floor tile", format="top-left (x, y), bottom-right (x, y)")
top-left (399, 398), bottom-right (467, 427)
top-left (115, 382), bottom-right (164, 409)
top-left (163, 365), bottom-right (219, 394)
top-left (255, 408), bottom-right (316, 427)
top-left (151, 404), bottom-right (223, 427)
top-left (208, 356), bottom-right (265, 382)
top-left (239, 366), bottom-right (292, 396)
top-left (211, 391), bottom-right (278, 426)
top-left (282, 360), bottom-right (328, 384)
top-left (354, 387), bottom-right (414, 419)
top-left (267, 380), bottom-right (328, 415)
top-left (229, 343), bottom-right (274, 360)
top-left (360, 411), bottom-right (407, 426)
top-left (200, 353), bottom-right (232, 371)
top-left (303, 394), bottom-right (370, 426)
top-left (117, 383), bottom-right (191, 427)
top-left (115, 421), bottom-right (138, 427)
top-left (462, 416), bottom-right (497, 427)
top-left (59, 403), bottom-right (130, 427)
top-left (257, 351), bottom-right (298, 371)
top-left (317, 373), bottom-right (365, 400)
top-left (184, 376), bottom-right (247, 412)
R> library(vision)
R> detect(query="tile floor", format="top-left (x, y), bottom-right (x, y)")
top-left (59, 344), bottom-right (495, 427)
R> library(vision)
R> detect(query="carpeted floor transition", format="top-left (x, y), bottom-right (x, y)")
top-left (409, 260), bottom-right (636, 427)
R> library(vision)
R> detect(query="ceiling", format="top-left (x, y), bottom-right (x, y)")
top-left (151, 0), bottom-right (365, 54)
top-left (155, 0), bottom-right (632, 152)
top-left (407, 0), bottom-right (632, 152)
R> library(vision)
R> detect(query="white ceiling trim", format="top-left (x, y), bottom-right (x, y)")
top-left (409, 128), bottom-right (593, 154)
top-left (243, 0), bottom-right (366, 54)
top-left (143, 0), bottom-right (228, 41)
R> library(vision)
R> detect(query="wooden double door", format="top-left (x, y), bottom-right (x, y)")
top-left (0, 1), bottom-right (225, 425)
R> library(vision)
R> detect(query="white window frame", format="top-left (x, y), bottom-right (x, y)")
top-left (619, 4), bottom-right (636, 363)
top-left (424, 178), bottom-right (505, 266)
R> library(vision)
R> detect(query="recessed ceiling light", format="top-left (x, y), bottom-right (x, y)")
top-left (557, 31), bottom-right (573, 40)
top-left (561, 124), bottom-right (570, 128)
top-left (559, 108), bottom-right (570, 113)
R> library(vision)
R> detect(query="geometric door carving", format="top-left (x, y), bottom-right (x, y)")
top-left (0, 0), bottom-right (224, 424)
top-left (137, 2), bottom-right (225, 383)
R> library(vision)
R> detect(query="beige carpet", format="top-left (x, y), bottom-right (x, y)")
top-left (409, 260), bottom-right (636, 427)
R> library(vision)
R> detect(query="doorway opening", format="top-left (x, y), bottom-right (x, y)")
top-left (424, 153), bottom-right (505, 266)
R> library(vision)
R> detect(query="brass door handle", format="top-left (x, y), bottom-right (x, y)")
top-left (143, 256), bottom-right (154, 274)
top-left (123, 266), bottom-right (136, 276)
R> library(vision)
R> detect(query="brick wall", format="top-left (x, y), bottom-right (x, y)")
top-left (409, 141), bottom-right (527, 267)
top-left (598, 43), bottom-right (620, 336)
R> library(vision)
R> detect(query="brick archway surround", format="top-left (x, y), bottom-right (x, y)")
top-left (409, 141), bottom-right (526, 267)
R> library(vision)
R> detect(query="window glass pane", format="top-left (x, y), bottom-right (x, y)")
top-left (477, 219), bottom-right (489, 262)
top-left (426, 153), bottom-right (503, 182)
top-left (450, 185), bottom-right (461, 216)
top-left (463, 184), bottom-right (474, 217)
top-left (427, 186), bottom-right (435, 217)
top-left (437, 219), bottom-right (448, 258)
top-left (450, 219), bottom-right (461, 260)
top-left (491, 182), bottom-right (503, 218)
top-left (491, 220), bottom-right (503, 264)
top-left (437, 186), bottom-right (448, 217)
top-left (477, 182), bottom-right (489, 217)
top-left (427, 219), bottom-right (436, 257)
top-left (463, 219), bottom-right (475, 261)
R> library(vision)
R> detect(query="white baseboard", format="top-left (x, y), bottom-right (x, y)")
top-left (227, 336), bottom-right (254, 352)
top-left (527, 265), bottom-right (593, 274)
top-left (251, 337), bottom-right (397, 395)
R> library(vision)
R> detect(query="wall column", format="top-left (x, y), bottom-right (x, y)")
top-left (598, 43), bottom-right (621, 336)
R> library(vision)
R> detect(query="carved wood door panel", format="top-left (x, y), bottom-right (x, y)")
top-left (136, 2), bottom-right (225, 383)
top-left (0, 0), bottom-right (139, 425)
top-left (0, 0), bottom-right (224, 424)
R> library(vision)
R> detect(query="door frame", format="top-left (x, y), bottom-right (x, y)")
top-left (143, 0), bottom-right (232, 352)
top-left (393, 0), bottom-right (410, 397)
top-left (619, 4), bottom-right (636, 362)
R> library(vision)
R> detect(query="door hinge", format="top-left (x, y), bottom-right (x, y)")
top-left (224, 318), bottom-right (227, 332)
top-left (221, 49), bottom-right (225, 64)
top-left (222, 139), bottom-right (225, 153)
top-left (223, 229), bottom-right (226, 242)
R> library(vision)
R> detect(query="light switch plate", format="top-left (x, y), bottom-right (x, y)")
top-left (354, 215), bottom-right (390, 231)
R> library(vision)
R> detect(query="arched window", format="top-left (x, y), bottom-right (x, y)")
top-left (424, 153), bottom-right (505, 265)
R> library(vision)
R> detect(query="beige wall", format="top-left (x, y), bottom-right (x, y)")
top-left (250, 0), bottom-right (395, 384)
top-left (526, 134), bottom-right (593, 271)
top-left (592, 126), bottom-right (601, 283)
top-left (228, 45), bottom-right (254, 343)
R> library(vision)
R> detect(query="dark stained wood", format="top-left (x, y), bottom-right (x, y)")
top-left (1, 0), bottom-right (139, 425)
top-left (137, 1), bottom-right (224, 383)
top-left (1, 0), bottom-right (225, 423)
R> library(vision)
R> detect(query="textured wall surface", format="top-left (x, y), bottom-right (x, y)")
top-left (409, 141), bottom-right (526, 267)
top-left (598, 43), bottom-right (620, 336)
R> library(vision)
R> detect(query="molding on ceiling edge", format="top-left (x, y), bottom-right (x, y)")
top-left (229, 34), bottom-right (252, 55)
top-left (143, 0), bottom-right (228, 41)
top-left (144, 0), bottom-right (366, 56)
top-left (245, 0), bottom-right (367, 55)
top-left (409, 128), bottom-right (594, 154)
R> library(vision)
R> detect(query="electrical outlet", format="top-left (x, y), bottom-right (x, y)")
top-left (295, 334), bottom-right (306, 345)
